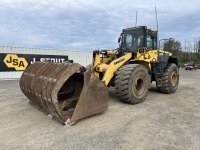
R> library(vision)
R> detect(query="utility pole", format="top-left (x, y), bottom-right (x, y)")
top-left (185, 39), bottom-right (186, 63)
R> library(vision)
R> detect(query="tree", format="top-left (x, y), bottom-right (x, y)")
top-left (163, 39), bottom-right (182, 63)
top-left (196, 40), bottom-right (200, 64)
top-left (197, 41), bottom-right (200, 54)
top-left (163, 39), bottom-right (181, 56)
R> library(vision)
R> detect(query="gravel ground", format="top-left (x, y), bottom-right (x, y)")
top-left (0, 69), bottom-right (200, 150)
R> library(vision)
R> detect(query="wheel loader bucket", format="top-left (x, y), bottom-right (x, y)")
top-left (20, 62), bottom-right (109, 125)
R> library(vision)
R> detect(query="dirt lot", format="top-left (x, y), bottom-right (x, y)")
top-left (0, 69), bottom-right (200, 150)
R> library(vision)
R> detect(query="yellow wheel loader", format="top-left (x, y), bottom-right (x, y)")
top-left (20, 26), bottom-right (179, 125)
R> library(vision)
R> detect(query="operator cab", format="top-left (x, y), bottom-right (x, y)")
top-left (118, 26), bottom-right (157, 52)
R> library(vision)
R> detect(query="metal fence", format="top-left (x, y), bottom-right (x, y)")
top-left (0, 46), bottom-right (92, 79)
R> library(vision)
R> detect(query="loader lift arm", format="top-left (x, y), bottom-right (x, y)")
top-left (92, 50), bottom-right (132, 85)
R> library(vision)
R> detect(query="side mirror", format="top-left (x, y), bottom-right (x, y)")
top-left (118, 37), bottom-right (121, 43)
top-left (150, 32), bottom-right (157, 39)
top-left (118, 33), bottom-right (123, 43)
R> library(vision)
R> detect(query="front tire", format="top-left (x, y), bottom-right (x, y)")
top-left (115, 64), bottom-right (150, 104)
top-left (157, 63), bottom-right (179, 94)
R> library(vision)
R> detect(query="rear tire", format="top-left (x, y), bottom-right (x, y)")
top-left (157, 63), bottom-right (179, 94)
top-left (115, 64), bottom-right (150, 104)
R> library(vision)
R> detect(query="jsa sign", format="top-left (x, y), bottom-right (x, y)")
top-left (3, 54), bottom-right (28, 70)
top-left (0, 53), bottom-right (69, 71)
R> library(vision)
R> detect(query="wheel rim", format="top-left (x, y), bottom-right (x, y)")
top-left (133, 76), bottom-right (145, 96)
top-left (171, 71), bottom-right (177, 86)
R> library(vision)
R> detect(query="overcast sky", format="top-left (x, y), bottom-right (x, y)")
top-left (0, 0), bottom-right (200, 50)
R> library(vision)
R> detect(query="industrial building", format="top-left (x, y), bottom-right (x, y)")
top-left (0, 46), bottom-right (92, 79)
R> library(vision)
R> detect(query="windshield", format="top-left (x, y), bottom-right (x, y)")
top-left (146, 30), bottom-right (157, 50)
top-left (122, 28), bottom-right (145, 51)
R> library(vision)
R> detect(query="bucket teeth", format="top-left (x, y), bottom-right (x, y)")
top-left (20, 62), bottom-right (109, 124)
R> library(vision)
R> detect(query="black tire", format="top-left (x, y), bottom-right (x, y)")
top-left (157, 63), bottom-right (179, 94)
top-left (115, 64), bottom-right (150, 104)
